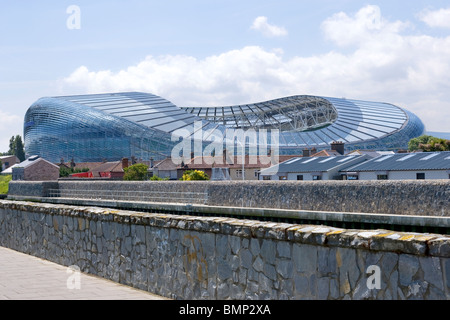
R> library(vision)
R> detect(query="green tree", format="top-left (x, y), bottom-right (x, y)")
top-left (123, 163), bottom-right (149, 181)
top-left (149, 175), bottom-right (169, 181)
top-left (14, 135), bottom-right (26, 162)
top-left (408, 135), bottom-right (450, 152)
top-left (60, 167), bottom-right (72, 178)
top-left (7, 135), bottom-right (26, 161)
top-left (8, 136), bottom-right (14, 154)
top-left (408, 135), bottom-right (432, 151)
top-left (181, 170), bottom-right (209, 181)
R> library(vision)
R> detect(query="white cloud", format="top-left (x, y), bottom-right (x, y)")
top-left (0, 111), bottom-right (22, 153)
top-left (0, 110), bottom-right (21, 126)
top-left (64, 47), bottom-right (292, 106)
top-left (321, 5), bottom-right (410, 47)
top-left (62, 5), bottom-right (450, 132)
top-left (419, 7), bottom-right (450, 28)
top-left (251, 16), bottom-right (288, 38)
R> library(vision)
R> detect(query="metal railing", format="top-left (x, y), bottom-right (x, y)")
top-left (47, 189), bottom-right (208, 205)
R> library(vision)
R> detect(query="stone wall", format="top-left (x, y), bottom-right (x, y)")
top-left (8, 181), bottom-right (58, 199)
top-left (206, 180), bottom-right (450, 217)
top-left (0, 200), bottom-right (449, 300)
top-left (8, 179), bottom-right (450, 216)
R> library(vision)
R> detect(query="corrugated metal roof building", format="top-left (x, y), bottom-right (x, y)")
top-left (259, 155), bottom-right (370, 181)
top-left (342, 151), bottom-right (450, 180)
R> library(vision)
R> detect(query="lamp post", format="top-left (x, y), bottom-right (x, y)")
top-left (242, 137), bottom-right (245, 181)
top-left (236, 126), bottom-right (245, 181)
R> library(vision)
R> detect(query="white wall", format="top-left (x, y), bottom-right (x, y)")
top-left (261, 172), bottom-right (327, 181)
top-left (287, 173), bottom-right (315, 180)
top-left (264, 170), bottom-right (450, 181)
top-left (359, 170), bottom-right (449, 181)
top-left (389, 170), bottom-right (449, 180)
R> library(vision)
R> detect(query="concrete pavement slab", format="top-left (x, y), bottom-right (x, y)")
top-left (0, 246), bottom-right (168, 300)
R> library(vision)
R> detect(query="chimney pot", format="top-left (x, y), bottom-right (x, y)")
top-left (331, 141), bottom-right (345, 155)
top-left (122, 158), bottom-right (129, 169)
top-left (150, 157), bottom-right (154, 168)
top-left (303, 148), bottom-right (311, 158)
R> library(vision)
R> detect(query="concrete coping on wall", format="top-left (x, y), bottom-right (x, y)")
top-left (7, 179), bottom-right (450, 217)
top-left (1, 200), bottom-right (449, 258)
top-left (34, 197), bottom-right (450, 230)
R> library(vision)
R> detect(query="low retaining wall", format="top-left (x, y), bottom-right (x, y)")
top-left (7, 180), bottom-right (450, 216)
top-left (208, 180), bottom-right (450, 216)
top-left (0, 200), bottom-right (449, 300)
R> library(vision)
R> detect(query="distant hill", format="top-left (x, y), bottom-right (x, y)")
top-left (426, 132), bottom-right (450, 140)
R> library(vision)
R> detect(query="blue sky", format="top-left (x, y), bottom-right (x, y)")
top-left (1, 1), bottom-right (450, 152)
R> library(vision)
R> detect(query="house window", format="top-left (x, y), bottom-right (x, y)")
top-left (279, 176), bottom-right (287, 180)
top-left (254, 170), bottom-right (259, 178)
top-left (416, 173), bottom-right (425, 180)
top-left (347, 175), bottom-right (358, 180)
top-left (297, 175), bottom-right (304, 181)
top-left (236, 169), bottom-right (243, 178)
top-left (377, 174), bottom-right (388, 180)
top-left (312, 175), bottom-right (322, 181)
top-left (262, 176), bottom-right (271, 180)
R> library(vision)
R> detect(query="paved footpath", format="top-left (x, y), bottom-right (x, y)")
top-left (0, 246), bottom-right (167, 300)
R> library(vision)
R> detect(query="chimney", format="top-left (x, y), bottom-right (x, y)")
top-left (303, 148), bottom-right (311, 158)
top-left (331, 141), bottom-right (345, 155)
top-left (122, 158), bottom-right (129, 169)
top-left (150, 157), bottom-right (154, 168)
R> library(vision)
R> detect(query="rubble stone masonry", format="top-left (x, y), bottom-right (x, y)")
top-left (0, 200), bottom-right (449, 300)
top-left (7, 179), bottom-right (450, 216)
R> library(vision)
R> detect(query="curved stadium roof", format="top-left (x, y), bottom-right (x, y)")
top-left (183, 95), bottom-right (425, 152)
top-left (24, 92), bottom-right (425, 162)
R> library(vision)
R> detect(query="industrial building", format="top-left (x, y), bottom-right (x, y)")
top-left (341, 151), bottom-right (450, 181)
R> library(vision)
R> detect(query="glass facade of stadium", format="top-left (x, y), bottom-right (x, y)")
top-left (24, 92), bottom-right (425, 163)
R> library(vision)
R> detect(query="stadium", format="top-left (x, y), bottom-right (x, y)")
top-left (24, 92), bottom-right (425, 163)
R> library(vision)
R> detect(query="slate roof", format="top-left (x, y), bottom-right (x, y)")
top-left (2, 156), bottom-right (59, 174)
top-left (0, 155), bottom-right (19, 162)
top-left (153, 155), bottom-right (301, 171)
top-left (342, 151), bottom-right (450, 172)
top-left (185, 155), bottom-right (300, 170)
top-left (59, 162), bottom-right (104, 170)
top-left (311, 150), bottom-right (342, 157)
top-left (260, 155), bottom-right (369, 175)
top-left (153, 157), bottom-right (183, 171)
top-left (345, 150), bottom-right (395, 158)
top-left (91, 161), bottom-right (124, 175)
